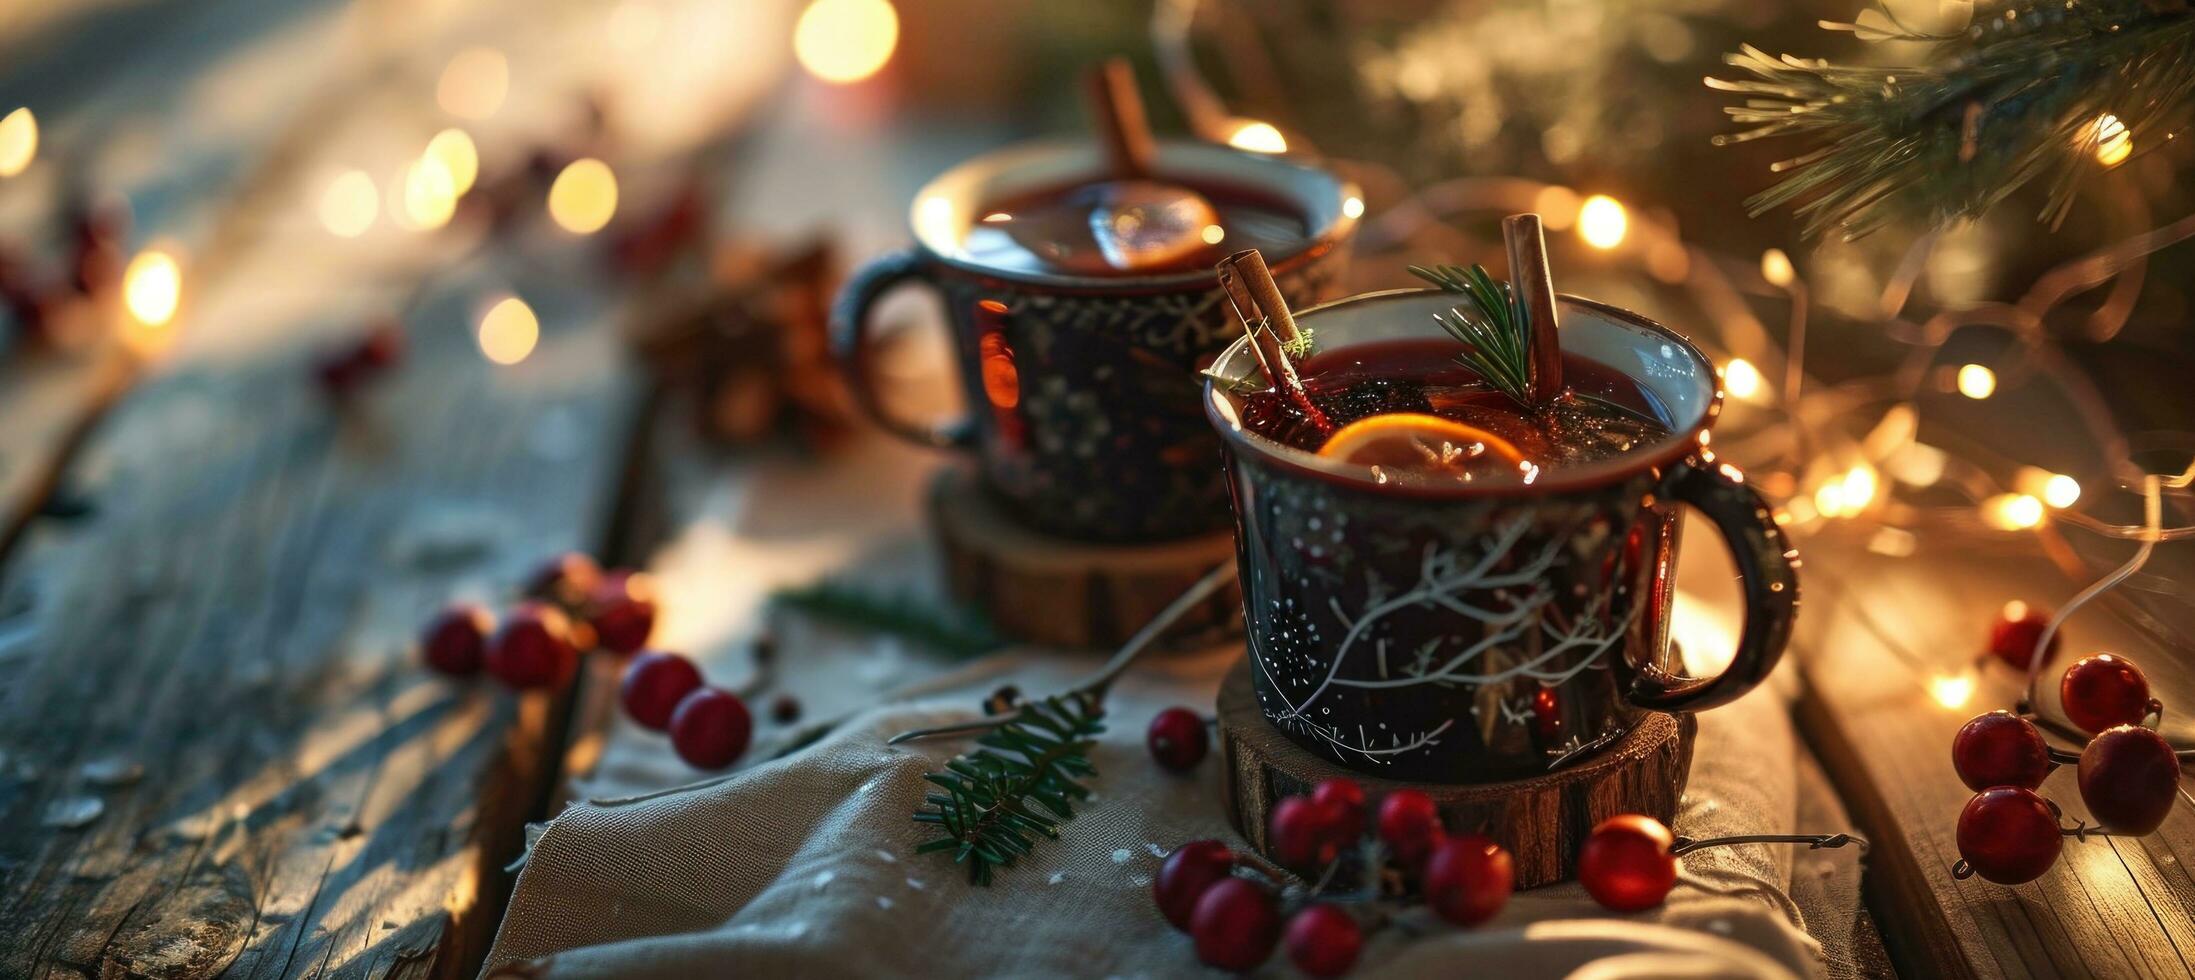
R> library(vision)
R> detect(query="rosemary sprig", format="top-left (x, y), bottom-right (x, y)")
top-left (1409, 263), bottom-right (1534, 408)
top-left (769, 581), bottom-right (1000, 659)
top-left (913, 693), bottom-right (1105, 885)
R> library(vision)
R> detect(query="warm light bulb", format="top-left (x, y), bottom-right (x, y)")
top-left (793, 0), bottom-right (898, 85)
top-left (2044, 474), bottom-right (2080, 509)
top-left (1722, 357), bottom-right (1763, 401)
top-left (425, 128), bottom-right (479, 196)
top-left (438, 47), bottom-right (509, 120)
top-left (478, 296), bottom-right (539, 365)
top-left (1225, 120), bottom-right (1288, 154)
top-left (1982, 493), bottom-right (2045, 531)
top-left (0, 107), bottom-right (36, 178)
top-left (1200, 224), bottom-right (1225, 245)
top-left (2088, 114), bottom-right (2133, 167)
top-left (319, 170), bottom-right (380, 238)
top-left (547, 158), bottom-right (619, 235)
top-left (401, 157), bottom-right (459, 231)
top-left (1578, 195), bottom-right (1627, 250)
top-left (1759, 248), bottom-right (1795, 288)
top-left (1956, 363), bottom-right (1996, 399)
top-left (1342, 196), bottom-right (1365, 220)
top-left (123, 249), bottom-right (181, 328)
top-left (1930, 673), bottom-right (1975, 710)
top-left (1841, 464), bottom-right (1878, 513)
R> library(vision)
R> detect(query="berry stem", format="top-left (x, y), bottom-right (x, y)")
top-left (1950, 822), bottom-right (2139, 880)
top-left (1669, 832), bottom-right (1869, 857)
top-left (885, 562), bottom-right (1238, 745)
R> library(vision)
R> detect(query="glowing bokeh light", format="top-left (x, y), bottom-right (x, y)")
top-left (1722, 357), bottom-right (1764, 401)
top-left (793, 0), bottom-right (899, 85)
top-left (1931, 673), bottom-right (1975, 710)
top-left (1225, 120), bottom-right (1288, 154)
top-left (2090, 114), bottom-right (2133, 167)
top-left (438, 48), bottom-right (509, 121)
top-left (1760, 248), bottom-right (1794, 288)
top-left (402, 157), bottom-right (459, 230)
top-left (1200, 224), bottom-right (1225, 245)
top-left (2044, 474), bottom-right (2081, 509)
top-left (1956, 363), bottom-right (1996, 399)
top-left (477, 296), bottom-right (539, 365)
top-left (424, 128), bottom-right (479, 196)
top-left (1342, 196), bottom-right (1365, 220)
top-left (547, 158), bottom-right (619, 235)
top-left (1841, 464), bottom-right (1878, 513)
top-left (122, 248), bottom-right (182, 354)
top-left (318, 170), bottom-right (380, 238)
top-left (1982, 493), bottom-right (2046, 531)
top-left (0, 107), bottom-right (36, 178)
top-left (1578, 194), bottom-right (1627, 249)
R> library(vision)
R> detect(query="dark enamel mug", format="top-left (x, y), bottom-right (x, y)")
top-left (1204, 289), bottom-right (1798, 782)
top-left (833, 140), bottom-right (1358, 541)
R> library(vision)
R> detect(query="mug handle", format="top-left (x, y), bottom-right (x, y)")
top-left (1624, 454), bottom-right (1799, 713)
top-left (829, 248), bottom-right (978, 450)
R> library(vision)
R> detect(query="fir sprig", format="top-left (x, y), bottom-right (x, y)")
top-left (1711, 0), bottom-right (2195, 237)
top-left (913, 693), bottom-right (1106, 884)
top-left (769, 581), bottom-right (1000, 658)
top-left (1408, 263), bottom-right (1535, 408)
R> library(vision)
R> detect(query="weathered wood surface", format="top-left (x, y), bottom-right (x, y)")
top-left (1794, 532), bottom-right (2195, 980)
top-left (1216, 659), bottom-right (1695, 888)
top-left (928, 466), bottom-right (1240, 649)
top-left (0, 277), bottom-right (639, 978)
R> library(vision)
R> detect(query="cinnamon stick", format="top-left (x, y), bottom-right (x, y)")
top-left (1502, 213), bottom-right (1563, 406)
top-left (1085, 58), bottom-right (1156, 180)
top-left (1218, 249), bottom-right (1332, 435)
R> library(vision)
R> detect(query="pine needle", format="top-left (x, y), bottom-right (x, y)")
top-left (1711, 0), bottom-right (2195, 237)
top-left (911, 693), bottom-right (1106, 885)
top-left (1408, 263), bottom-right (1535, 408)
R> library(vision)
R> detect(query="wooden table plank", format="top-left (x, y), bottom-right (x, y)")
top-left (1794, 532), bottom-right (2195, 980)
top-left (0, 276), bottom-right (640, 978)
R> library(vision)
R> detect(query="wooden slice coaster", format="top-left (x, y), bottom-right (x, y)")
top-left (927, 467), bottom-right (1241, 649)
top-left (1217, 658), bottom-right (1696, 888)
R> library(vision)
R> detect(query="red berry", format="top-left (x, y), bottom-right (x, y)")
top-left (1312, 778), bottom-right (1366, 842)
top-left (2060, 654), bottom-right (2152, 736)
top-left (1956, 786), bottom-right (2062, 884)
top-left (1146, 707), bottom-right (1208, 772)
top-left (769, 693), bottom-right (803, 724)
top-left (669, 688), bottom-right (752, 769)
top-left (484, 603), bottom-right (578, 690)
top-left (1189, 877), bottom-right (1279, 972)
top-left (1283, 903), bottom-right (1362, 978)
top-left (1377, 789), bottom-right (1445, 867)
top-left (1578, 814), bottom-right (1678, 911)
top-left (525, 552), bottom-right (603, 609)
top-left (315, 321), bottom-right (407, 399)
top-left (620, 651), bottom-right (704, 730)
top-left (1270, 795), bottom-right (1340, 869)
top-left (1424, 833), bottom-right (1514, 925)
top-left (1951, 711), bottom-right (2052, 791)
top-left (421, 603), bottom-right (493, 676)
top-left (1153, 839), bottom-right (1235, 931)
top-left (1987, 601), bottom-right (2060, 669)
top-left (2077, 725), bottom-right (2179, 834)
top-left (588, 570), bottom-right (658, 655)
top-left (1531, 686), bottom-right (1564, 742)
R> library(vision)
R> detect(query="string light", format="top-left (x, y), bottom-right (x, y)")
top-left (0, 107), bottom-right (36, 178)
top-left (318, 170), bottom-right (379, 238)
top-left (477, 296), bottom-right (539, 365)
top-left (1342, 196), bottom-right (1366, 220)
top-left (1930, 672), bottom-right (1976, 710)
top-left (424, 129), bottom-right (479, 196)
top-left (122, 248), bottom-right (182, 354)
top-left (793, 0), bottom-right (898, 85)
top-left (400, 157), bottom-right (459, 231)
top-left (1577, 195), bottom-right (1627, 249)
top-left (547, 158), bottom-right (619, 235)
top-left (1956, 363), bottom-right (1996, 399)
top-left (2088, 114), bottom-right (2133, 168)
top-left (1225, 120), bottom-right (1288, 154)
top-left (2044, 474), bottom-right (2081, 509)
top-left (1982, 493), bottom-right (2046, 531)
top-left (1722, 357), bottom-right (1764, 401)
top-left (1759, 248), bottom-right (1795, 288)
top-left (438, 47), bottom-right (509, 121)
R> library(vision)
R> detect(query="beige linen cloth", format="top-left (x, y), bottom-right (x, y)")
top-left (481, 442), bottom-right (1870, 978)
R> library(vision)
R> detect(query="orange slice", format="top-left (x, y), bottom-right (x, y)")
top-left (1316, 413), bottom-right (1527, 476)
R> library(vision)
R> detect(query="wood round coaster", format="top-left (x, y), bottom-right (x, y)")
top-left (1217, 658), bottom-right (1696, 888)
top-left (927, 467), bottom-right (1241, 649)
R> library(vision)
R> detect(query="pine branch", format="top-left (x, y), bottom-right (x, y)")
top-left (1408, 264), bottom-right (1535, 408)
top-left (1710, 0), bottom-right (2195, 237)
top-left (770, 581), bottom-right (1000, 658)
top-left (911, 693), bottom-right (1106, 885)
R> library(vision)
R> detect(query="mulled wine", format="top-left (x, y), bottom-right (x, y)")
top-left (1230, 338), bottom-right (1672, 486)
top-left (956, 178), bottom-right (1311, 277)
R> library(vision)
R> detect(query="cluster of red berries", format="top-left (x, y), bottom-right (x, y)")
top-left (1951, 651), bottom-right (2178, 883)
top-left (1156, 776), bottom-right (1700, 974)
top-left (419, 551), bottom-right (753, 770)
